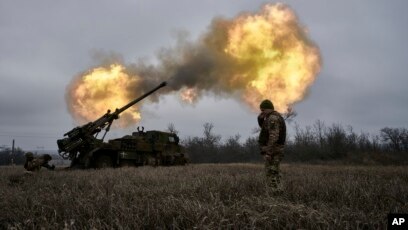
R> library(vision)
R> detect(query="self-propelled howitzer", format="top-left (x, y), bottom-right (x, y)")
top-left (57, 81), bottom-right (187, 168)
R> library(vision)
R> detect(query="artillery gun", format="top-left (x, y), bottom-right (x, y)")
top-left (57, 81), bottom-right (188, 168)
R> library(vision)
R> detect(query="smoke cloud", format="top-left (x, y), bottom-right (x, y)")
top-left (67, 3), bottom-right (322, 125)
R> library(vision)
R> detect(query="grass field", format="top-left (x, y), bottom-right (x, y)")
top-left (1, 163), bottom-right (407, 229)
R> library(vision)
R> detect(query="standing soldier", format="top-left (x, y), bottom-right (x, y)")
top-left (24, 152), bottom-right (55, 171)
top-left (258, 100), bottom-right (286, 193)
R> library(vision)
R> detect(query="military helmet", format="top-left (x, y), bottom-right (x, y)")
top-left (260, 99), bottom-right (274, 110)
top-left (25, 152), bottom-right (34, 160)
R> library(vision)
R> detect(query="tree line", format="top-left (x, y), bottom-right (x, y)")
top-left (178, 121), bottom-right (408, 164)
top-left (1, 120), bottom-right (407, 165)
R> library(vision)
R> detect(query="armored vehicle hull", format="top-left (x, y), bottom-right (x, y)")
top-left (87, 130), bottom-right (187, 168)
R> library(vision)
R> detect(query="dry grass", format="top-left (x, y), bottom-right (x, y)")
top-left (0, 163), bottom-right (407, 229)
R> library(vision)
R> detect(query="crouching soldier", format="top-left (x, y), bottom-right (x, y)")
top-left (24, 152), bottom-right (55, 171)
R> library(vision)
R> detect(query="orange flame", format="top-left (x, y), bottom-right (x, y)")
top-left (180, 87), bottom-right (199, 103)
top-left (67, 64), bottom-right (142, 126)
top-left (225, 3), bottom-right (321, 112)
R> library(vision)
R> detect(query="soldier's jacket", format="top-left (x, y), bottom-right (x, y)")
top-left (24, 158), bottom-right (44, 171)
top-left (258, 110), bottom-right (286, 147)
top-left (24, 155), bottom-right (55, 171)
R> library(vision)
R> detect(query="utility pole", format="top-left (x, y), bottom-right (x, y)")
top-left (11, 139), bottom-right (15, 165)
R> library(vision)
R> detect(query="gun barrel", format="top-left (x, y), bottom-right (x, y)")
top-left (117, 81), bottom-right (167, 114)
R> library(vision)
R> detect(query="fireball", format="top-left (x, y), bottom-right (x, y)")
top-left (67, 64), bottom-right (142, 126)
top-left (225, 3), bottom-right (321, 112)
top-left (180, 87), bottom-right (199, 104)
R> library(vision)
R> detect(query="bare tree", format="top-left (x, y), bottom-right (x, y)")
top-left (203, 122), bottom-right (221, 146)
top-left (313, 120), bottom-right (325, 148)
top-left (325, 123), bottom-right (347, 157)
top-left (380, 127), bottom-right (407, 151)
top-left (167, 123), bottom-right (179, 135)
top-left (402, 129), bottom-right (408, 151)
top-left (294, 123), bottom-right (315, 146)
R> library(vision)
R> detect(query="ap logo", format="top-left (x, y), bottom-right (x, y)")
top-left (392, 218), bottom-right (405, 225)
top-left (388, 214), bottom-right (408, 229)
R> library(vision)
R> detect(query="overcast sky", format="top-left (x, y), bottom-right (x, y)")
top-left (1, 0), bottom-right (407, 150)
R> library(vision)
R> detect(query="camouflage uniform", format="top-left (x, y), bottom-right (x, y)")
top-left (24, 152), bottom-right (55, 171)
top-left (258, 100), bottom-right (286, 192)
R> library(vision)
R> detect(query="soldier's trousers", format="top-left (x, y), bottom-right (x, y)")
top-left (264, 145), bottom-right (284, 190)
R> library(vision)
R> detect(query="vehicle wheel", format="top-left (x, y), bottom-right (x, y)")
top-left (174, 156), bottom-right (187, 165)
top-left (120, 160), bottom-right (135, 167)
top-left (95, 155), bottom-right (113, 168)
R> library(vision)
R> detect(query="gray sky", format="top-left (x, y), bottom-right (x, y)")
top-left (1, 0), bottom-right (407, 150)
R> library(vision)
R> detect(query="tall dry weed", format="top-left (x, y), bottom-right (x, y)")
top-left (0, 164), bottom-right (407, 229)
